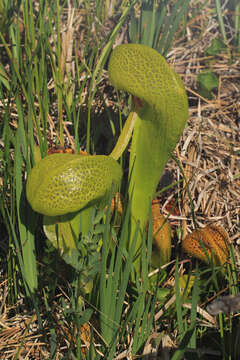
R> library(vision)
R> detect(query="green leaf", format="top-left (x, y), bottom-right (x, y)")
top-left (205, 38), bottom-right (227, 56)
top-left (0, 63), bottom-right (10, 90)
top-left (43, 213), bottom-right (81, 253)
top-left (197, 71), bottom-right (219, 99)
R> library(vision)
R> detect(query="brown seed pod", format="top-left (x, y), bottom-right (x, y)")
top-left (151, 199), bottom-right (172, 266)
top-left (182, 224), bottom-right (230, 265)
top-left (109, 192), bottom-right (123, 226)
top-left (109, 196), bottom-right (172, 265)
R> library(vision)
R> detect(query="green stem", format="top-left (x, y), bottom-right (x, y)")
top-left (110, 111), bottom-right (138, 160)
top-left (108, 44), bottom-right (188, 266)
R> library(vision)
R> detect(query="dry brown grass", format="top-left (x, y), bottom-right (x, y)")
top-left (0, 1), bottom-right (240, 358)
top-left (163, 3), bottom-right (240, 268)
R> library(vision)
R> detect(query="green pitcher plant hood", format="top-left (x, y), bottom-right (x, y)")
top-left (26, 153), bottom-right (122, 217)
top-left (108, 44), bottom-right (188, 152)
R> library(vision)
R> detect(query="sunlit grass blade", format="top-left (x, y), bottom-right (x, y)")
top-left (129, 0), bottom-right (167, 48)
top-left (171, 326), bottom-right (196, 360)
top-left (99, 198), bottom-right (118, 347)
top-left (188, 272), bottom-right (199, 349)
top-left (215, 0), bottom-right (228, 44)
top-left (86, 3), bottom-right (132, 152)
top-left (14, 114), bottom-right (38, 295)
top-left (159, 0), bottom-right (190, 56)
top-left (99, 198), bottom-right (142, 358)
top-left (129, 0), bottom-right (190, 55)
top-left (175, 259), bottom-right (184, 340)
top-left (132, 291), bottom-right (156, 355)
top-left (215, 0), bottom-right (231, 57)
top-left (234, 1), bottom-right (240, 51)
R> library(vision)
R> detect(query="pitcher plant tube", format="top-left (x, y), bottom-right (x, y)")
top-left (108, 44), bottom-right (188, 259)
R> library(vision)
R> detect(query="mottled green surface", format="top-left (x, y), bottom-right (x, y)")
top-left (26, 154), bottom-right (122, 216)
top-left (109, 44), bottom-right (188, 155)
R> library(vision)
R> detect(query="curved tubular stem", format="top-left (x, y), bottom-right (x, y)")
top-left (108, 44), bottom-right (189, 269)
top-left (110, 111), bottom-right (138, 160)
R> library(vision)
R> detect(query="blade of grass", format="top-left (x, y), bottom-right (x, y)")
top-left (129, 0), bottom-right (166, 49)
top-left (188, 272), bottom-right (199, 349)
top-left (86, 2), bottom-right (132, 152)
top-left (132, 292), bottom-right (156, 355)
top-left (215, 0), bottom-right (228, 44)
top-left (14, 97), bottom-right (38, 295)
top-left (215, 0), bottom-right (231, 57)
top-left (100, 198), bottom-right (139, 357)
top-left (171, 326), bottom-right (196, 360)
top-left (160, 0), bottom-right (190, 56)
top-left (175, 258), bottom-right (184, 340)
top-left (107, 226), bottom-right (139, 359)
top-left (234, 1), bottom-right (240, 52)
